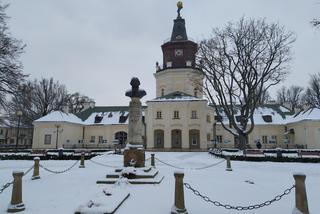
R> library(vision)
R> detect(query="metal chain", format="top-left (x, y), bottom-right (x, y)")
top-left (154, 158), bottom-right (225, 170)
top-left (0, 165), bottom-right (34, 194)
top-left (88, 159), bottom-right (121, 168)
top-left (0, 181), bottom-right (13, 194)
top-left (184, 182), bottom-right (295, 211)
top-left (40, 160), bottom-right (79, 174)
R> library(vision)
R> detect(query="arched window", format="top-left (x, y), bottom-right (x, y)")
top-left (154, 129), bottom-right (164, 148)
top-left (161, 88), bottom-right (164, 96)
top-left (114, 131), bottom-right (127, 145)
top-left (189, 129), bottom-right (200, 149)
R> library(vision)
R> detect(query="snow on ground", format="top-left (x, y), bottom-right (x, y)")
top-left (0, 152), bottom-right (319, 214)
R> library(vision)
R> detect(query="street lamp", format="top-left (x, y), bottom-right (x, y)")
top-left (15, 110), bottom-right (23, 152)
top-left (54, 124), bottom-right (63, 149)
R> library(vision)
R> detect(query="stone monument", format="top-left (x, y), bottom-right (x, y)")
top-left (123, 77), bottom-right (146, 167)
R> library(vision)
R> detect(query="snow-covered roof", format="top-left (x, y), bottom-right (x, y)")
top-left (83, 111), bottom-right (129, 125)
top-left (34, 111), bottom-right (129, 125)
top-left (34, 111), bottom-right (83, 124)
top-left (287, 108), bottom-right (320, 124)
top-left (217, 106), bottom-right (288, 125)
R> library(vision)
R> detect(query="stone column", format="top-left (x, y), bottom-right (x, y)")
top-left (79, 152), bottom-right (85, 168)
top-left (293, 173), bottom-right (309, 214)
top-left (171, 172), bottom-right (188, 214)
top-left (151, 154), bottom-right (155, 167)
top-left (7, 171), bottom-right (25, 212)
top-left (31, 157), bottom-right (40, 180)
top-left (226, 156), bottom-right (232, 171)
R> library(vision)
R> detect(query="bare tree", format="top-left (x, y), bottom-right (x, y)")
top-left (66, 92), bottom-right (93, 114)
top-left (0, 3), bottom-right (26, 108)
top-left (7, 78), bottom-right (69, 126)
top-left (304, 73), bottom-right (320, 108)
top-left (311, 19), bottom-right (320, 27)
top-left (198, 17), bottom-right (295, 150)
top-left (276, 85), bottom-right (303, 111)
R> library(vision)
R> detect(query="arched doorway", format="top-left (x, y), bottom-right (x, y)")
top-left (154, 129), bottom-right (164, 148)
top-left (114, 131), bottom-right (127, 145)
top-left (189, 129), bottom-right (200, 149)
top-left (171, 129), bottom-right (182, 149)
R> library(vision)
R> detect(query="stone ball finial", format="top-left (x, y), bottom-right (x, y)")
top-left (130, 77), bottom-right (140, 88)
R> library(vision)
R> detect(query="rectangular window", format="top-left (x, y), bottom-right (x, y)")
top-left (0, 129), bottom-right (3, 135)
top-left (156, 111), bottom-right (162, 119)
top-left (44, 134), bottom-right (51, 145)
top-left (191, 110), bottom-right (197, 119)
top-left (262, 135), bottom-right (268, 144)
top-left (173, 111), bottom-right (179, 119)
top-left (98, 136), bottom-right (103, 144)
top-left (90, 136), bottom-right (95, 143)
top-left (10, 138), bottom-right (15, 144)
top-left (270, 135), bottom-right (277, 144)
top-left (216, 135), bottom-right (223, 144)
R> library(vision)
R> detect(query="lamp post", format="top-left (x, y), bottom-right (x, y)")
top-left (54, 124), bottom-right (63, 149)
top-left (15, 110), bottom-right (23, 152)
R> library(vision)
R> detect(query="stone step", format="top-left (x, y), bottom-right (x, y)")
top-left (97, 174), bottom-right (164, 185)
top-left (75, 188), bottom-right (130, 214)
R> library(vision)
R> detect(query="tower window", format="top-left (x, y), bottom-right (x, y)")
top-left (156, 111), bottom-right (162, 119)
top-left (191, 110), bottom-right (197, 119)
top-left (166, 61), bottom-right (172, 67)
top-left (194, 88), bottom-right (198, 97)
top-left (173, 111), bottom-right (180, 119)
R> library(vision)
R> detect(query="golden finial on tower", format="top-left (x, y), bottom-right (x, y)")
top-left (177, 1), bottom-right (183, 18)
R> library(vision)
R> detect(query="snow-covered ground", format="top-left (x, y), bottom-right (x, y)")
top-left (0, 152), bottom-right (319, 214)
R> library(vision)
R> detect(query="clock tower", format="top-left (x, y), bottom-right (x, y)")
top-left (154, 2), bottom-right (203, 98)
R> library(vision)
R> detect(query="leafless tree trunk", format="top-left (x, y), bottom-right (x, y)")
top-left (197, 17), bottom-right (295, 150)
top-left (0, 3), bottom-right (26, 109)
top-left (304, 73), bottom-right (320, 109)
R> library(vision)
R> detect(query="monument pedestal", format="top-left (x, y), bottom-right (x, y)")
top-left (123, 147), bottom-right (145, 168)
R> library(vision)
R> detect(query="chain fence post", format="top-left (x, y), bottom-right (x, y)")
top-left (7, 171), bottom-right (25, 213)
top-left (79, 152), bottom-right (85, 168)
top-left (226, 156), bottom-right (232, 171)
top-left (171, 172), bottom-right (188, 214)
top-left (151, 154), bottom-right (155, 167)
top-left (293, 173), bottom-right (309, 214)
top-left (32, 157), bottom-right (40, 180)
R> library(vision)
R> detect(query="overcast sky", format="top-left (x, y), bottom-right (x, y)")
top-left (6, 0), bottom-right (320, 106)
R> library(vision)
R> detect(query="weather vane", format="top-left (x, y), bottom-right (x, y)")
top-left (177, 1), bottom-right (183, 18)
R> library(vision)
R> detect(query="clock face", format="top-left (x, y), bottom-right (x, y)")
top-left (174, 49), bottom-right (183, 57)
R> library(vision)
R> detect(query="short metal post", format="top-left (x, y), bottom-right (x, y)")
top-left (171, 172), bottom-right (188, 214)
top-left (151, 154), bottom-right (155, 167)
top-left (293, 173), bottom-right (309, 214)
top-left (7, 171), bottom-right (25, 212)
top-left (226, 156), bottom-right (232, 171)
top-left (31, 157), bottom-right (40, 180)
top-left (79, 152), bottom-right (85, 168)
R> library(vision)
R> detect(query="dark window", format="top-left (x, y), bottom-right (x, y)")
top-left (262, 115), bottom-right (272, 123)
top-left (216, 135), bottom-right (222, 143)
top-left (94, 115), bottom-right (103, 123)
top-left (173, 111), bottom-right (179, 119)
top-left (156, 111), bottom-right (162, 119)
top-left (90, 136), bottom-right (95, 143)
